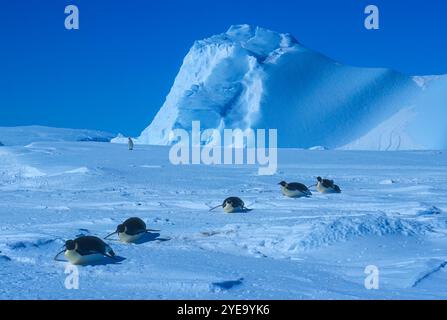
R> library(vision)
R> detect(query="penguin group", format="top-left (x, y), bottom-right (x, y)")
top-left (55, 175), bottom-right (342, 265)
top-left (315, 176), bottom-right (342, 194)
top-left (54, 217), bottom-right (160, 265)
top-left (280, 176), bottom-right (342, 197)
top-left (207, 176), bottom-right (341, 213)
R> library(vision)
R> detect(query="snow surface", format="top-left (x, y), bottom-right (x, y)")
top-left (0, 126), bottom-right (114, 146)
top-left (1, 136), bottom-right (447, 299)
top-left (126, 25), bottom-right (447, 150)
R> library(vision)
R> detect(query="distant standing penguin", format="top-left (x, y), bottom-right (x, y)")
top-left (105, 217), bottom-right (159, 243)
top-left (128, 137), bottom-right (134, 151)
top-left (279, 181), bottom-right (312, 198)
top-left (54, 236), bottom-right (116, 265)
top-left (209, 197), bottom-right (250, 213)
top-left (315, 176), bottom-right (341, 194)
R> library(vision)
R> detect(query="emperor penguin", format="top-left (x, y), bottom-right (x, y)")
top-left (279, 181), bottom-right (312, 198)
top-left (209, 197), bottom-right (250, 214)
top-left (105, 217), bottom-right (160, 243)
top-left (128, 137), bottom-right (134, 151)
top-left (315, 176), bottom-right (341, 194)
top-left (54, 236), bottom-right (116, 265)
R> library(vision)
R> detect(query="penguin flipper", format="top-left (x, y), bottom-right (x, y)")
top-left (322, 179), bottom-right (334, 188)
top-left (104, 253), bottom-right (117, 260)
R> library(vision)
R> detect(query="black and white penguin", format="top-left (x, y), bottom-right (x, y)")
top-left (128, 137), bottom-right (134, 151)
top-left (209, 197), bottom-right (250, 213)
top-left (105, 217), bottom-right (159, 243)
top-left (54, 236), bottom-right (116, 265)
top-left (315, 176), bottom-right (341, 194)
top-left (279, 181), bottom-right (312, 198)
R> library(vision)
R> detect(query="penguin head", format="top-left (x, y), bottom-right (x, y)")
top-left (317, 177), bottom-right (322, 182)
top-left (116, 224), bottom-right (126, 234)
top-left (279, 181), bottom-right (287, 187)
top-left (223, 199), bottom-right (232, 207)
top-left (65, 240), bottom-right (76, 251)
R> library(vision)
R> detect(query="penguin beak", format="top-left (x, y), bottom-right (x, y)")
top-left (104, 231), bottom-right (118, 240)
top-left (53, 248), bottom-right (66, 261)
top-left (209, 204), bottom-right (223, 212)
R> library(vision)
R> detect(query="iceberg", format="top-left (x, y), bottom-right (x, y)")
top-left (131, 25), bottom-right (446, 150)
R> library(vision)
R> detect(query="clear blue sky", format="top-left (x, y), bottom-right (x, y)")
top-left (1, 0), bottom-right (446, 136)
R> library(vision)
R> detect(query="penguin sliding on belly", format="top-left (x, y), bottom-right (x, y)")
top-left (313, 176), bottom-right (342, 194)
top-left (54, 236), bottom-right (116, 265)
top-left (209, 197), bottom-right (251, 213)
top-left (105, 217), bottom-right (160, 243)
top-left (279, 181), bottom-right (312, 198)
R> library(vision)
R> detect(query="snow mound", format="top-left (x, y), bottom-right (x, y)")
top-left (64, 167), bottom-right (90, 175)
top-left (19, 166), bottom-right (46, 178)
top-left (308, 146), bottom-right (327, 151)
top-left (134, 25), bottom-right (447, 150)
top-left (298, 214), bottom-right (431, 250)
top-left (380, 179), bottom-right (396, 185)
top-left (0, 126), bottom-right (114, 146)
top-left (111, 133), bottom-right (129, 144)
top-left (194, 213), bottom-right (432, 261)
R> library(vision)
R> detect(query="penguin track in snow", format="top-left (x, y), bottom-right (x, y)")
top-left (7, 238), bottom-right (55, 250)
top-left (417, 206), bottom-right (442, 216)
top-left (0, 251), bottom-right (11, 262)
top-left (211, 278), bottom-right (244, 291)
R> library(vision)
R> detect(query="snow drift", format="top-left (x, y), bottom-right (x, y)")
top-left (129, 24), bottom-right (446, 150)
top-left (0, 126), bottom-right (114, 146)
top-left (2, 137), bottom-right (447, 299)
